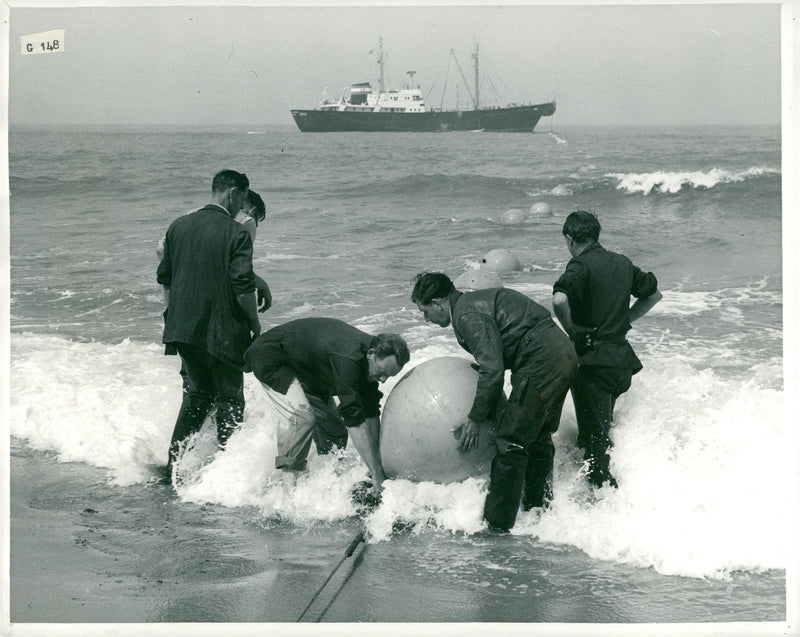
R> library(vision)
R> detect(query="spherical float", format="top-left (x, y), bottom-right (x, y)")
top-left (480, 248), bottom-right (521, 273)
top-left (530, 202), bottom-right (552, 217)
top-left (500, 208), bottom-right (527, 225)
top-left (380, 357), bottom-right (504, 483)
top-left (453, 270), bottom-right (504, 291)
top-left (551, 185), bottom-right (569, 196)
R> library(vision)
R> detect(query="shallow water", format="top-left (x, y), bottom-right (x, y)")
top-left (7, 124), bottom-right (790, 627)
top-left (10, 440), bottom-right (786, 625)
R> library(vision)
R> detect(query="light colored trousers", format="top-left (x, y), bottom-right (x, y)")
top-left (261, 379), bottom-right (348, 470)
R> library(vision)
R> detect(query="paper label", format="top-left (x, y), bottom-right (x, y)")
top-left (20, 29), bottom-right (66, 56)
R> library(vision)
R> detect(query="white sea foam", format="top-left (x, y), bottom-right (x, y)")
top-left (535, 357), bottom-right (786, 578)
top-left (608, 166), bottom-right (779, 195)
top-left (8, 327), bottom-right (788, 580)
top-left (10, 335), bottom-right (174, 486)
top-left (284, 301), bottom-right (316, 317)
top-left (651, 286), bottom-right (782, 318)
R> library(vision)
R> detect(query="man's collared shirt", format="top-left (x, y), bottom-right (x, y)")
top-left (553, 242), bottom-right (658, 369)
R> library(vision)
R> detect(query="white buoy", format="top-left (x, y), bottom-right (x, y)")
top-left (500, 208), bottom-right (527, 225)
top-left (530, 202), bottom-right (552, 217)
top-left (453, 270), bottom-right (504, 290)
top-left (480, 249), bottom-right (521, 273)
top-left (380, 357), bottom-right (503, 483)
top-left (551, 185), bottom-right (569, 196)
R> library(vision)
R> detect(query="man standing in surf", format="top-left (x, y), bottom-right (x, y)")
top-left (157, 169), bottom-right (261, 475)
top-left (411, 273), bottom-right (577, 532)
top-left (244, 318), bottom-right (410, 496)
top-left (553, 210), bottom-right (662, 489)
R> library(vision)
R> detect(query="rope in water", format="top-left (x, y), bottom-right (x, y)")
top-left (296, 529), bottom-right (366, 622)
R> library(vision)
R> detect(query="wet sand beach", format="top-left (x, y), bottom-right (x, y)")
top-left (9, 440), bottom-right (788, 633)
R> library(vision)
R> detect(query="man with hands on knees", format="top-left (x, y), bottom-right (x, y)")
top-left (411, 272), bottom-right (577, 532)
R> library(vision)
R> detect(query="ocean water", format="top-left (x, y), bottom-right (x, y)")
top-left (6, 124), bottom-right (789, 621)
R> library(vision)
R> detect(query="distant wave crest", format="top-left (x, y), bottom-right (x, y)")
top-left (607, 166), bottom-right (780, 195)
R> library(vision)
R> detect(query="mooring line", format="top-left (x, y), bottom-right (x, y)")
top-left (296, 529), bottom-right (366, 622)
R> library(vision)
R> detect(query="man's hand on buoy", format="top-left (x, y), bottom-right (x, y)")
top-left (456, 418), bottom-right (480, 451)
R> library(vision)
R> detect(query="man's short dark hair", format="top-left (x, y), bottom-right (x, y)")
top-left (411, 272), bottom-right (456, 305)
top-left (246, 190), bottom-right (267, 223)
top-left (212, 169), bottom-right (249, 194)
top-left (370, 333), bottom-right (410, 367)
top-left (562, 210), bottom-right (601, 243)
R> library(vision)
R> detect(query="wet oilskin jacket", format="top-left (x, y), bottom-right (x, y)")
top-left (244, 317), bottom-right (382, 427)
top-left (448, 288), bottom-right (553, 423)
top-left (157, 204), bottom-right (256, 369)
top-left (552, 242), bottom-right (659, 371)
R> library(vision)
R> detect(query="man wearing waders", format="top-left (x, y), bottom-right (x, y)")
top-left (412, 272), bottom-right (577, 532)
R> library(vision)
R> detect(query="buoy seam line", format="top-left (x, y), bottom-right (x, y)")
top-left (417, 369), bottom-right (462, 432)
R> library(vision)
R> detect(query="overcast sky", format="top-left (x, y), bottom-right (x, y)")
top-left (5, 2), bottom-right (785, 127)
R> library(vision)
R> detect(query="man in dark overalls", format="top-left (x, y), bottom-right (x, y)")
top-left (412, 272), bottom-right (577, 532)
top-left (553, 210), bottom-right (662, 489)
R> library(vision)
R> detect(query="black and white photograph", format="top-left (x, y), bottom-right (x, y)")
top-left (2, 1), bottom-right (796, 634)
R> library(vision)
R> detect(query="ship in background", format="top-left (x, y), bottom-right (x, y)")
top-left (290, 39), bottom-right (556, 133)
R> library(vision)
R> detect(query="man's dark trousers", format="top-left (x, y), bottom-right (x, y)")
top-left (571, 365), bottom-right (632, 488)
top-left (167, 343), bottom-right (245, 468)
top-left (483, 323), bottom-right (577, 531)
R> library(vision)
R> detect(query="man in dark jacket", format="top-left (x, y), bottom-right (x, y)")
top-left (412, 273), bottom-right (577, 531)
top-left (244, 318), bottom-right (410, 496)
top-left (157, 169), bottom-right (261, 472)
top-left (553, 210), bottom-right (662, 489)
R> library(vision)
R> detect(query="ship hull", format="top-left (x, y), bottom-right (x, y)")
top-left (290, 102), bottom-right (555, 133)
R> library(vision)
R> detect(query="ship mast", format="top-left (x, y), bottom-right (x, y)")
top-left (377, 37), bottom-right (385, 93)
top-left (472, 41), bottom-right (480, 110)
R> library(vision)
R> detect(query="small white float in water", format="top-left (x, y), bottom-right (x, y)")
top-left (500, 208), bottom-right (527, 225)
top-left (453, 270), bottom-right (504, 290)
top-left (480, 249), bottom-right (521, 273)
top-left (530, 202), bottom-right (552, 217)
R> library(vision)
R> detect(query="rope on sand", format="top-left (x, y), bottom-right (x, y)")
top-left (296, 529), bottom-right (366, 622)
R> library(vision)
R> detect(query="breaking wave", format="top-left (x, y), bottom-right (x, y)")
top-left (607, 166), bottom-right (780, 195)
